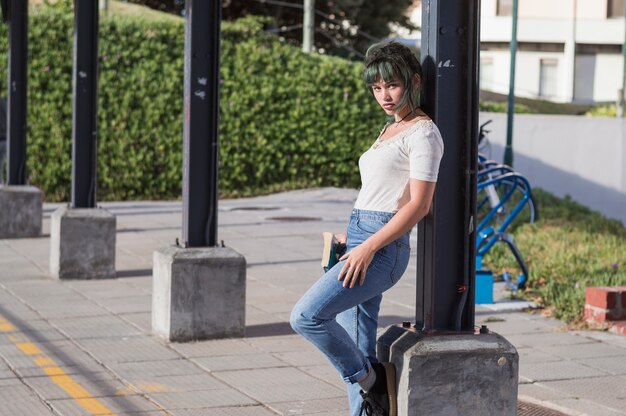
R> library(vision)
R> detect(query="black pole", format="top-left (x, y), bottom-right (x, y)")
top-left (71, 0), bottom-right (99, 208)
top-left (416, 0), bottom-right (480, 332)
top-left (6, 0), bottom-right (27, 185)
top-left (504, 0), bottom-right (519, 166)
top-left (181, 0), bottom-right (220, 247)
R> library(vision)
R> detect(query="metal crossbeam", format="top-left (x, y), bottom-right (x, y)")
top-left (181, 0), bottom-right (221, 247)
top-left (71, 0), bottom-right (99, 208)
top-left (416, 0), bottom-right (480, 332)
top-left (6, 0), bottom-right (27, 185)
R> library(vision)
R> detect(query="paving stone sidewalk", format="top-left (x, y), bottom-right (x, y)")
top-left (0, 188), bottom-right (625, 416)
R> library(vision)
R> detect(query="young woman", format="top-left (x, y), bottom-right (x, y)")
top-left (290, 41), bottom-right (444, 416)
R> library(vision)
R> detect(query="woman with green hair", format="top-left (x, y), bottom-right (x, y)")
top-left (291, 41), bottom-right (444, 416)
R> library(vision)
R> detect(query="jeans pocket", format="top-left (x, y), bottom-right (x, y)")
top-left (389, 241), bottom-right (410, 283)
top-left (355, 218), bottom-right (385, 235)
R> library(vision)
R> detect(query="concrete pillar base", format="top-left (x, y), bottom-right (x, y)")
top-left (0, 185), bottom-right (43, 238)
top-left (377, 326), bottom-right (519, 416)
top-left (152, 246), bottom-right (246, 342)
top-left (49, 207), bottom-right (116, 279)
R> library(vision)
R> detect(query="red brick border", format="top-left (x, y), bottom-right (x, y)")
top-left (585, 286), bottom-right (626, 336)
top-left (609, 321), bottom-right (626, 336)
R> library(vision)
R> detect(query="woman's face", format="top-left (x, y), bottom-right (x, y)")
top-left (371, 78), bottom-right (405, 115)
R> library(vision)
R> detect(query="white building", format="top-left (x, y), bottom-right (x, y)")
top-left (405, 0), bottom-right (626, 104)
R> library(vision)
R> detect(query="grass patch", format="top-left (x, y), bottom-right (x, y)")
top-left (479, 90), bottom-right (593, 115)
top-left (482, 188), bottom-right (626, 324)
top-left (585, 103), bottom-right (617, 117)
top-left (482, 317), bottom-right (506, 323)
top-left (479, 100), bottom-right (536, 114)
top-left (107, 0), bottom-right (182, 22)
top-left (32, 0), bottom-right (181, 21)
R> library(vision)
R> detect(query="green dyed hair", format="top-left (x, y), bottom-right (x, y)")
top-left (363, 41), bottom-right (422, 114)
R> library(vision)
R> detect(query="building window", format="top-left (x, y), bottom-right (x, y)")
top-left (608, 0), bottom-right (625, 18)
top-left (480, 58), bottom-right (494, 91)
top-left (539, 59), bottom-right (558, 99)
top-left (497, 0), bottom-right (513, 16)
top-left (482, 42), bottom-right (565, 53)
top-left (577, 43), bottom-right (621, 54)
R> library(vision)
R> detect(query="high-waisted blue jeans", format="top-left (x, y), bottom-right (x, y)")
top-left (290, 209), bottom-right (411, 415)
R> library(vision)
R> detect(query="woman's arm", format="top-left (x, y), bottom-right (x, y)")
top-left (338, 178), bottom-right (437, 288)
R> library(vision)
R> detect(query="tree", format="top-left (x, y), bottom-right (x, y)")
top-left (125, 0), bottom-right (417, 59)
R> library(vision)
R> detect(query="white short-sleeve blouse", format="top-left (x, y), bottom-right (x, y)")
top-left (353, 119), bottom-right (444, 213)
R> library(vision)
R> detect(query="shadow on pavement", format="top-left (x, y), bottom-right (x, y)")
top-left (244, 315), bottom-right (415, 338)
top-left (245, 322), bottom-right (295, 338)
top-left (115, 269), bottom-right (153, 278)
top-left (0, 303), bottom-right (149, 413)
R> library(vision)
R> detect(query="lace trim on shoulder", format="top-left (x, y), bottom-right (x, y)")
top-left (370, 119), bottom-right (434, 150)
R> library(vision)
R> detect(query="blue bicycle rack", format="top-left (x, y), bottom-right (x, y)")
top-left (475, 120), bottom-right (537, 292)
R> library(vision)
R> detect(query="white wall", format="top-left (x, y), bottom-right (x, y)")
top-left (479, 5), bottom-right (623, 44)
top-left (594, 54), bottom-right (624, 102)
top-left (577, 0), bottom-right (608, 19)
top-left (481, 0), bottom-right (607, 20)
top-left (480, 51), bottom-right (565, 99)
top-left (408, 1), bottom-right (624, 103)
top-left (519, 0), bottom-right (574, 19)
top-left (478, 2), bottom-right (624, 103)
top-left (478, 112), bottom-right (626, 224)
top-left (576, 19), bottom-right (624, 44)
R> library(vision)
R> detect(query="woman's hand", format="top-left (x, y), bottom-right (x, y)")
top-left (338, 242), bottom-right (376, 288)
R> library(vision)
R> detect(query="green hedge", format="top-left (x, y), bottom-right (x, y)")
top-left (0, 4), bottom-right (383, 201)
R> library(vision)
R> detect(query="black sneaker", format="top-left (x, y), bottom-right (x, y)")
top-left (358, 362), bottom-right (397, 416)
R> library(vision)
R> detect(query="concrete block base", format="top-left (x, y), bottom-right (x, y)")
top-left (0, 185), bottom-right (43, 238)
top-left (378, 326), bottom-right (519, 416)
top-left (152, 246), bottom-right (246, 342)
top-left (49, 207), bottom-right (116, 279)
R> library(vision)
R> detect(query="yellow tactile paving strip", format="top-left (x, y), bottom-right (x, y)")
top-left (0, 314), bottom-right (117, 415)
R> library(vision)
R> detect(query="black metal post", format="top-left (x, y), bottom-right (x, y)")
top-left (6, 0), bottom-right (27, 185)
top-left (416, 0), bottom-right (480, 332)
top-left (504, 0), bottom-right (519, 166)
top-left (71, 0), bottom-right (99, 208)
top-left (181, 0), bottom-right (220, 247)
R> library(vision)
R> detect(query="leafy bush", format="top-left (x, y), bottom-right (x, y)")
top-left (0, 4), bottom-right (383, 200)
top-left (218, 16), bottom-right (381, 196)
top-left (585, 103), bottom-right (617, 117)
top-left (483, 188), bottom-right (626, 324)
top-left (479, 100), bottom-right (536, 114)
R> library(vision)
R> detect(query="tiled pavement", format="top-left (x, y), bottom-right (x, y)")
top-left (0, 188), bottom-right (625, 415)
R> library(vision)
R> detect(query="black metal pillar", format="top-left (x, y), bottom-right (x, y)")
top-left (71, 0), bottom-right (99, 208)
top-left (416, 0), bottom-right (480, 332)
top-left (181, 0), bottom-right (220, 247)
top-left (6, 0), bottom-right (27, 185)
